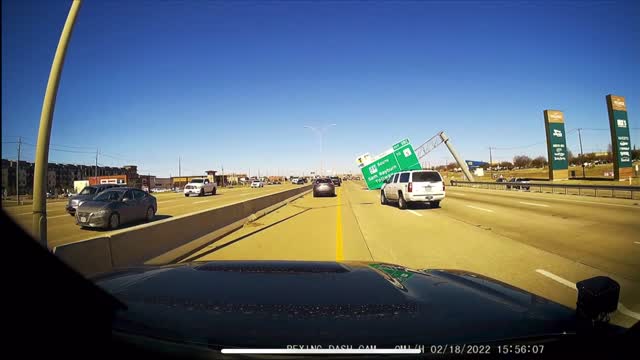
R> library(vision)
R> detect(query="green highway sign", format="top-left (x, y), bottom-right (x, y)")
top-left (359, 139), bottom-right (421, 190)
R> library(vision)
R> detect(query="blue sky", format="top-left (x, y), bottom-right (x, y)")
top-left (2, 0), bottom-right (639, 177)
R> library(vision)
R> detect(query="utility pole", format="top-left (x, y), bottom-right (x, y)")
top-left (577, 128), bottom-right (585, 178)
top-left (17, 137), bottom-right (21, 204)
top-left (95, 148), bottom-right (98, 179)
top-left (179, 156), bottom-right (181, 177)
top-left (488, 146), bottom-right (493, 179)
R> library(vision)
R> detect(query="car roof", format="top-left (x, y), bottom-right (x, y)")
top-left (102, 187), bottom-right (136, 192)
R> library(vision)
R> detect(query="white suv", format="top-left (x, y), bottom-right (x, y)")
top-left (380, 170), bottom-right (445, 209)
top-left (184, 178), bottom-right (217, 197)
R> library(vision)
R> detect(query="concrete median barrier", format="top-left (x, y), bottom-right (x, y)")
top-left (53, 185), bottom-right (312, 276)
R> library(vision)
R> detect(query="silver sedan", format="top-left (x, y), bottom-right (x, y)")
top-left (75, 187), bottom-right (157, 229)
top-left (313, 178), bottom-right (336, 197)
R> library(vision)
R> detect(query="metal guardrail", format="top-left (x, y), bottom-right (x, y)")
top-left (450, 180), bottom-right (640, 200)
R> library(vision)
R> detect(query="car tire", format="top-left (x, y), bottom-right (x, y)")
top-left (398, 193), bottom-right (407, 210)
top-left (200, 188), bottom-right (205, 197)
top-left (313, 191), bottom-right (317, 197)
top-left (69, 213), bottom-right (75, 217)
top-left (381, 191), bottom-right (388, 205)
top-left (145, 207), bottom-right (154, 222)
top-left (108, 213), bottom-right (120, 230)
top-left (184, 193), bottom-right (189, 197)
top-left (211, 187), bottom-right (217, 195)
top-left (431, 200), bottom-right (441, 208)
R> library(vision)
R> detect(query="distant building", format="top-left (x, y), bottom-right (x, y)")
top-left (154, 177), bottom-right (172, 189)
top-left (1, 159), bottom-right (138, 195)
top-left (87, 175), bottom-right (128, 186)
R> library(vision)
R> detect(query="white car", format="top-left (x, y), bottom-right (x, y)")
top-left (380, 170), bottom-right (445, 209)
top-left (251, 180), bottom-right (264, 188)
top-left (184, 178), bottom-right (217, 197)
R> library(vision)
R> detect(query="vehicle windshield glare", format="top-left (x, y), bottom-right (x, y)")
top-left (93, 190), bottom-right (122, 201)
top-left (411, 172), bottom-right (442, 182)
top-left (79, 187), bottom-right (97, 195)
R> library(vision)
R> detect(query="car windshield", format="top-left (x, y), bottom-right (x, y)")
top-left (411, 172), bottom-right (442, 182)
top-left (4, 0), bottom-right (638, 352)
top-left (79, 187), bottom-right (97, 195)
top-left (93, 190), bottom-right (123, 202)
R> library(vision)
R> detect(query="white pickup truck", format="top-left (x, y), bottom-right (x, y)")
top-left (184, 178), bottom-right (217, 197)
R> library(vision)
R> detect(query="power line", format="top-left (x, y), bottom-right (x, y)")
top-left (49, 143), bottom-right (97, 150)
top-left (491, 140), bottom-right (547, 151)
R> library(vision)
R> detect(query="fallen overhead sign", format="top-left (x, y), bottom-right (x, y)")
top-left (357, 139), bottom-right (421, 190)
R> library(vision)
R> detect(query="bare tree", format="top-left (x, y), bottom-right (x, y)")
top-left (513, 155), bottom-right (532, 168)
top-left (531, 156), bottom-right (547, 168)
top-left (499, 161), bottom-right (513, 170)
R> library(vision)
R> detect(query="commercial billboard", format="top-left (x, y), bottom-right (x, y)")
top-left (607, 95), bottom-right (633, 179)
top-left (88, 175), bottom-right (127, 186)
top-left (359, 139), bottom-right (421, 190)
top-left (544, 110), bottom-right (568, 180)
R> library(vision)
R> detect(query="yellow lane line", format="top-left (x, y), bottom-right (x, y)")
top-left (336, 187), bottom-right (344, 261)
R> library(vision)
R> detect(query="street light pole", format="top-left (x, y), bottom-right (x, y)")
top-left (305, 124), bottom-right (336, 177)
top-left (32, 0), bottom-right (82, 248)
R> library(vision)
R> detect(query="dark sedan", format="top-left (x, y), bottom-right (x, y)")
top-left (313, 178), bottom-right (335, 197)
top-left (330, 176), bottom-right (341, 187)
top-left (75, 187), bottom-right (157, 229)
top-left (505, 177), bottom-right (531, 190)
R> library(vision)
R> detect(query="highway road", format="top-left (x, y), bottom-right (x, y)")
top-left (2, 184), bottom-right (300, 249)
top-left (184, 180), bottom-right (640, 328)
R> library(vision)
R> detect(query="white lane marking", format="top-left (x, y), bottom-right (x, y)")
top-left (465, 205), bottom-right (494, 213)
top-left (194, 200), bottom-right (209, 204)
top-left (535, 269), bottom-right (576, 289)
top-left (16, 210), bottom-right (66, 217)
top-left (49, 214), bottom-right (69, 219)
top-left (408, 210), bottom-right (423, 217)
top-left (158, 199), bottom-right (181, 204)
top-left (634, 242), bottom-right (640, 245)
top-left (618, 304), bottom-right (640, 320)
top-left (519, 201), bottom-right (550, 207)
top-left (535, 269), bottom-right (640, 321)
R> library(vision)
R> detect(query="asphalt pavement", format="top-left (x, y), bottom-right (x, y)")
top-left (186, 180), bottom-right (640, 328)
top-left (2, 184), bottom-right (300, 248)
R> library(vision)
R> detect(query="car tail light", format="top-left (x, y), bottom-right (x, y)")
top-left (408, 182), bottom-right (413, 192)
